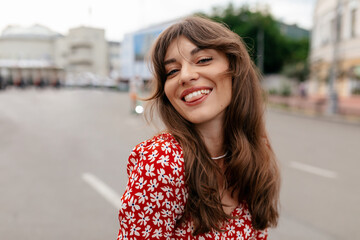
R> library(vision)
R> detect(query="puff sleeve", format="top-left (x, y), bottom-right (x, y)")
top-left (117, 134), bottom-right (187, 240)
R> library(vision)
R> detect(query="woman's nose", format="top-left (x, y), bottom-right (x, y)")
top-left (178, 63), bottom-right (199, 85)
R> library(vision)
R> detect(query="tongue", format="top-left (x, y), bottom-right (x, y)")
top-left (185, 93), bottom-right (204, 102)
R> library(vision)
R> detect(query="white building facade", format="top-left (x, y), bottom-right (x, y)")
top-left (310, 0), bottom-right (360, 97)
top-left (0, 24), bottom-right (118, 86)
top-left (120, 20), bottom-right (175, 83)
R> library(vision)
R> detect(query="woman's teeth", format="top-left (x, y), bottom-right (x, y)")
top-left (184, 89), bottom-right (211, 102)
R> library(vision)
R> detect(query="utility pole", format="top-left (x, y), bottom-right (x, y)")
top-left (257, 27), bottom-right (264, 73)
top-left (328, 0), bottom-right (342, 114)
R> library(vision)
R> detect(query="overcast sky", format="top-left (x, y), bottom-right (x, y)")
top-left (0, 0), bottom-right (316, 41)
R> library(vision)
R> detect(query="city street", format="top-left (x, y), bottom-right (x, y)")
top-left (0, 88), bottom-right (359, 240)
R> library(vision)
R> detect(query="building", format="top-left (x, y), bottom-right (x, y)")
top-left (0, 24), bottom-right (119, 87)
top-left (120, 20), bottom-right (176, 84)
top-left (310, 0), bottom-right (360, 97)
top-left (0, 24), bottom-right (63, 86)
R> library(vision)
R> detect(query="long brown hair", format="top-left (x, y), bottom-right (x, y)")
top-left (146, 16), bottom-right (280, 235)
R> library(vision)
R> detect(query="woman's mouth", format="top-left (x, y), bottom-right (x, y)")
top-left (183, 89), bottom-right (211, 102)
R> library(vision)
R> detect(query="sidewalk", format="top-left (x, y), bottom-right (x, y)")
top-left (267, 95), bottom-right (360, 125)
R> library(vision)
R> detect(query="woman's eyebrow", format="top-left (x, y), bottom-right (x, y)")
top-left (164, 47), bottom-right (203, 66)
top-left (164, 58), bottom-right (176, 66)
top-left (190, 47), bottom-right (202, 55)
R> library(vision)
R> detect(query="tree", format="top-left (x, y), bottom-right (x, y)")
top-left (198, 3), bottom-right (309, 77)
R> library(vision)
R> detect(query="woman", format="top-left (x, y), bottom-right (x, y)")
top-left (117, 16), bottom-right (280, 240)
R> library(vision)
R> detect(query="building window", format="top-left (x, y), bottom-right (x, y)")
top-left (351, 8), bottom-right (357, 38)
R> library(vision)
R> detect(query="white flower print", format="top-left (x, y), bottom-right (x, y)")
top-left (244, 224), bottom-right (252, 238)
top-left (162, 198), bottom-right (171, 209)
top-left (161, 142), bottom-right (171, 154)
top-left (157, 168), bottom-right (168, 184)
top-left (129, 224), bottom-right (140, 236)
top-left (164, 218), bottom-right (173, 231)
top-left (157, 155), bottom-right (170, 167)
top-left (135, 190), bottom-right (148, 204)
top-left (138, 149), bottom-right (148, 161)
top-left (175, 176), bottom-right (184, 187)
top-left (128, 196), bottom-right (140, 212)
top-left (119, 199), bottom-right (127, 213)
top-left (147, 141), bottom-right (159, 150)
top-left (135, 177), bottom-right (147, 189)
top-left (164, 232), bottom-right (172, 240)
top-left (129, 173), bottom-right (138, 187)
top-left (236, 230), bottom-right (244, 240)
top-left (172, 150), bottom-right (183, 164)
top-left (235, 218), bottom-right (244, 227)
top-left (175, 188), bottom-right (181, 200)
top-left (148, 150), bottom-right (159, 162)
top-left (227, 225), bottom-right (236, 236)
top-left (137, 162), bottom-right (143, 174)
top-left (175, 228), bottom-right (186, 237)
top-left (124, 188), bottom-right (132, 200)
top-left (150, 191), bottom-right (164, 208)
top-left (119, 217), bottom-right (128, 229)
top-left (145, 164), bottom-right (155, 177)
top-left (170, 163), bottom-right (180, 176)
top-left (142, 225), bottom-right (152, 238)
top-left (152, 228), bottom-right (162, 238)
top-left (137, 212), bottom-right (149, 226)
top-left (161, 186), bottom-right (173, 198)
top-left (166, 174), bottom-right (175, 186)
top-left (257, 229), bottom-right (268, 238)
top-left (153, 212), bottom-right (163, 226)
top-left (147, 179), bottom-right (158, 192)
top-left (243, 209), bottom-right (251, 221)
top-left (214, 230), bottom-right (220, 240)
top-left (144, 202), bottom-right (155, 214)
top-left (186, 221), bottom-right (194, 233)
top-left (235, 206), bottom-right (243, 215)
top-left (171, 202), bottom-right (181, 214)
top-left (125, 212), bottom-right (135, 223)
top-left (161, 209), bottom-right (171, 218)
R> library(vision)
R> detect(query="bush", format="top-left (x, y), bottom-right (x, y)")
top-left (352, 88), bottom-right (360, 95)
top-left (280, 83), bottom-right (292, 96)
top-left (268, 88), bottom-right (278, 95)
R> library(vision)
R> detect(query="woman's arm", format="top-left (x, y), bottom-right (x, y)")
top-left (117, 135), bottom-right (186, 239)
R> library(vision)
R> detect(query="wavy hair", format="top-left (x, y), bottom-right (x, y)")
top-left (146, 16), bottom-right (280, 235)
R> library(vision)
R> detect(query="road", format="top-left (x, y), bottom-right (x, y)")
top-left (0, 88), bottom-right (359, 240)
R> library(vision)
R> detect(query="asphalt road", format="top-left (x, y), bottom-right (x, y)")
top-left (0, 88), bottom-right (359, 240)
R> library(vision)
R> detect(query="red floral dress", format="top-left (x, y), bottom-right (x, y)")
top-left (117, 133), bottom-right (267, 240)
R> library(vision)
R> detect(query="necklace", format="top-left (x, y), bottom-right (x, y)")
top-left (211, 151), bottom-right (228, 160)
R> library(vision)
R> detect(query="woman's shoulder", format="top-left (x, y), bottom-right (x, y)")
top-left (133, 132), bottom-right (182, 153)
top-left (127, 132), bottom-right (184, 176)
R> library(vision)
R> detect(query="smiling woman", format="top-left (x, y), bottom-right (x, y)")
top-left (117, 16), bottom-right (280, 240)
top-left (163, 36), bottom-right (232, 124)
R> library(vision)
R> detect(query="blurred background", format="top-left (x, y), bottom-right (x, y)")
top-left (0, 0), bottom-right (359, 239)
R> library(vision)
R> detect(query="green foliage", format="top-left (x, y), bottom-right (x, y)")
top-left (198, 3), bottom-right (309, 76)
top-left (282, 61), bottom-right (309, 82)
top-left (279, 83), bottom-right (292, 96)
top-left (268, 88), bottom-right (279, 95)
top-left (352, 88), bottom-right (360, 95)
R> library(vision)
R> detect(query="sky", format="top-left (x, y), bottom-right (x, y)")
top-left (0, 0), bottom-right (316, 41)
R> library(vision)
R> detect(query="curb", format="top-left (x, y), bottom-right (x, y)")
top-left (267, 104), bottom-right (360, 127)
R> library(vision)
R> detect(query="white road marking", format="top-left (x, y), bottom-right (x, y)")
top-left (82, 172), bottom-right (122, 209)
top-left (289, 161), bottom-right (338, 179)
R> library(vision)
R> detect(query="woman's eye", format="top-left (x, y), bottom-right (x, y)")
top-left (197, 57), bottom-right (213, 64)
top-left (166, 69), bottom-right (178, 77)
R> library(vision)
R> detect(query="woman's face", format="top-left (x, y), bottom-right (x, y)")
top-left (163, 36), bottom-right (232, 125)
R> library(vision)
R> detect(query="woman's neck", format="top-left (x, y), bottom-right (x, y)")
top-left (195, 117), bottom-right (225, 158)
